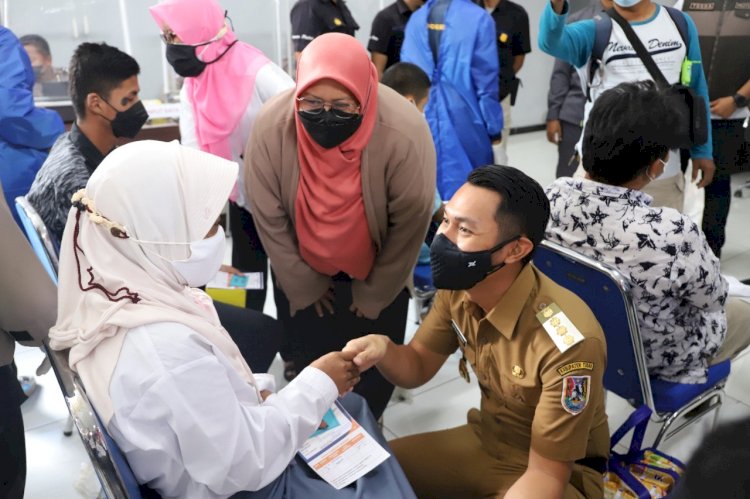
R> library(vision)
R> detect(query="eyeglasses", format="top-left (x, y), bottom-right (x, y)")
top-left (296, 96), bottom-right (360, 118)
top-left (160, 24), bottom-right (228, 46)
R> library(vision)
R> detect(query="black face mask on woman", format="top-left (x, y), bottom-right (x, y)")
top-left (429, 233), bottom-right (521, 290)
top-left (297, 109), bottom-right (363, 149)
top-left (166, 40), bottom-right (238, 78)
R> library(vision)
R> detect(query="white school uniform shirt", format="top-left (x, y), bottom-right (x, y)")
top-left (578, 7), bottom-right (687, 178)
top-left (179, 62), bottom-right (295, 209)
top-left (108, 322), bottom-right (338, 499)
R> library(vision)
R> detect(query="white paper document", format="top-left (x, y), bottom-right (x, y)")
top-left (298, 401), bottom-right (390, 490)
top-left (206, 271), bottom-right (264, 290)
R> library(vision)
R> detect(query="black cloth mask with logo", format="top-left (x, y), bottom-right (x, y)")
top-left (429, 233), bottom-right (521, 290)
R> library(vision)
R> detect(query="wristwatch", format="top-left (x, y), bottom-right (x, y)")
top-left (733, 93), bottom-right (749, 108)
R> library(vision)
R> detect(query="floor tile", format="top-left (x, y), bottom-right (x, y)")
top-left (382, 377), bottom-right (481, 439)
top-left (24, 419), bottom-right (90, 499)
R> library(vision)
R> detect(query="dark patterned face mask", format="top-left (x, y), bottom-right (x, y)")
top-left (429, 233), bottom-right (520, 290)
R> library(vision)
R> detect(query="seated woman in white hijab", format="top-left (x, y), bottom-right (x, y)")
top-left (48, 141), bottom-right (415, 499)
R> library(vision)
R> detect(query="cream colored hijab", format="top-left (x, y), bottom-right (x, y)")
top-left (49, 140), bottom-right (256, 423)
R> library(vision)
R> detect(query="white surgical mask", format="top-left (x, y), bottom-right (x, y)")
top-left (170, 226), bottom-right (226, 287)
top-left (613, 0), bottom-right (643, 7)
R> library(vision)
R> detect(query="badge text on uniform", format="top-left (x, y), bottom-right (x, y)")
top-left (556, 362), bottom-right (594, 377)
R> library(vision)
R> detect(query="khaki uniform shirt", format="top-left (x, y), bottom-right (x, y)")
top-left (415, 264), bottom-right (609, 463)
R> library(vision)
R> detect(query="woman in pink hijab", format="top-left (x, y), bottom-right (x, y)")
top-left (246, 33), bottom-right (436, 420)
top-left (150, 0), bottom-right (294, 312)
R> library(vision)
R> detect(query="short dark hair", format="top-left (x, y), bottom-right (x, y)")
top-left (670, 418), bottom-right (750, 498)
top-left (582, 81), bottom-right (686, 186)
top-left (467, 165), bottom-right (551, 264)
top-left (381, 62), bottom-right (431, 102)
top-left (69, 42), bottom-right (140, 118)
top-left (19, 34), bottom-right (51, 58)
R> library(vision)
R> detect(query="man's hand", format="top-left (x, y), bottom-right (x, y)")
top-left (310, 351), bottom-right (360, 396)
top-left (313, 288), bottom-right (335, 317)
top-left (710, 96), bottom-right (737, 120)
top-left (546, 120), bottom-right (562, 144)
top-left (220, 264), bottom-right (243, 275)
top-left (551, 0), bottom-right (566, 14)
top-left (343, 335), bottom-right (390, 372)
top-left (692, 158), bottom-right (716, 188)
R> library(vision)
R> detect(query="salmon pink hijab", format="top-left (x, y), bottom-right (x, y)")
top-left (150, 0), bottom-right (270, 161)
top-left (294, 33), bottom-right (378, 280)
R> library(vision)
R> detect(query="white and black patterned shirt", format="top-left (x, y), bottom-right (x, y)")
top-left (27, 124), bottom-right (107, 246)
top-left (545, 177), bottom-right (727, 384)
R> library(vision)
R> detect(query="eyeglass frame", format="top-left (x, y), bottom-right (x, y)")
top-left (296, 96), bottom-right (361, 118)
top-left (160, 23), bottom-right (228, 47)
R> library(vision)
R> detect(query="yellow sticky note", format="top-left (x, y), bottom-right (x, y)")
top-left (206, 288), bottom-right (246, 308)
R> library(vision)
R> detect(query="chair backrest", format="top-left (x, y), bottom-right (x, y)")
top-left (533, 240), bottom-right (655, 410)
top-left (44, 343), bottom-right (146, 499)
top-left (14, 196), bottom-right (58, 284)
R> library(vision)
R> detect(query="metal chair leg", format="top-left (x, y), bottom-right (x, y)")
top-left (64, 414), bottom-right (74, 436)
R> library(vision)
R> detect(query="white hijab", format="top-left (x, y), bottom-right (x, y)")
top-left (49, 140), bottom-right (256, 423)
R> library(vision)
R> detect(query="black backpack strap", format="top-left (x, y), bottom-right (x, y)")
top-left (664, 5), bottom-right (689, 50)
top-left (588, 12), bottom-right (612, 101)
top-left (607, 7), bottom-right (670, 88)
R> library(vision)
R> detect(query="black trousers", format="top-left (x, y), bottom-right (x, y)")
top-left (228, 202), bottom-right (269, 312)
top-left (556, 120), bottom-right (583, 178)
top-left (0, 362), bottom-right (26, 499)
top-left (702, 119), bottom-right (749, 258)
top-left (214, 301), bottom-right (281, 373)
top-left (274, 274), bottom-right (410, 420)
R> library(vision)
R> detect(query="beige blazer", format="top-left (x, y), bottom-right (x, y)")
top-left (245, 84), bottom-right (436, 318)
top-left (0, 182), bottom-right (57, 366)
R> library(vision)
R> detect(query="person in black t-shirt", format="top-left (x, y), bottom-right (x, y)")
top-left (290, 0), bottom-right (359, 62)
top-left (368, 0), bottom-right (425, 78)
top-left (475, 0), bottom-right (530, 164)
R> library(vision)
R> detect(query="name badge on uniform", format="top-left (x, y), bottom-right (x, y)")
top-left (451, 320), bottom-right (468, 347)
top-left (451, 320), bottom-right (471, 383)
top-left (536, 303), bottom-right (584, 353)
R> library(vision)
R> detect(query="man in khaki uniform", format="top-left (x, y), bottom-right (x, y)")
top-left (345, 165), bottom-right (608, 498)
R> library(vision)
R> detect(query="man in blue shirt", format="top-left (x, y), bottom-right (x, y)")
top-left (0, 27), bottom-right (64, 227)
top-left (401, 0), bottom-right (503, 200)
top-left (538, 0), bottom-right (715, 211)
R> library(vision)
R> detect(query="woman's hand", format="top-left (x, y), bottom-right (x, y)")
top-left (313, 288), bottom-right (335, 317)
top-left (220, 264), bottom-right (243, 275)
top-left (310, 351), bottom-right (360, 395)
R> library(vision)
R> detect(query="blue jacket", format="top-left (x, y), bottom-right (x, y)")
top-left (0, 27), bottom-right (64, 226)
top-left (401, 0), bottom-right (502, 199)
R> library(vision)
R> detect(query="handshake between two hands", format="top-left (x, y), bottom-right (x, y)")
top-left (308, 335), bottom-right (390, 396)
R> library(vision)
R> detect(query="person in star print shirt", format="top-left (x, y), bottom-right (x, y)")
top-left (545, 81), bottom-right (750, 384)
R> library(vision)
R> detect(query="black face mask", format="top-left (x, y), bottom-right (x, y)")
top-left (165, 40), bottom-right (238, 78)
top-left (297, 109), bottom-right (363, 149)
top-left (101, 99), bottom-right (149, 138)
top-left (429, 233), bottom-right (521, 290)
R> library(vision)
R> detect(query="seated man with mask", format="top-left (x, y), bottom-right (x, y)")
top-left (344, 165), bottom-right (609, 498)
top-left (546, 81), bottom-right (750, 385)
top-left (27, 42), bottom-right (147, 246)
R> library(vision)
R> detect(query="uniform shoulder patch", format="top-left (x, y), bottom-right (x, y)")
top-left (561, 375), bottom-right (590, 415)
top-left (536, 303), bottom-right (585, 353)
top-left (557, 362), bottom-right (594, 377)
